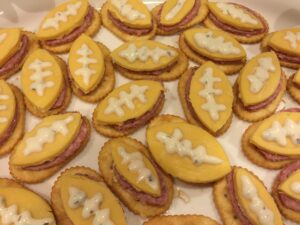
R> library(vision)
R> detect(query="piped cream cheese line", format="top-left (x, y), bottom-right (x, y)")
top-left (262, 119), bottom-right (300, 146)
top-left (165, 0), bottom-right (186, 21)
top-left (68, 186), bottom-right (114, 225)
top-left (23, 116), bottom-right (74, 156)
top-left (0, 196), bottom-right (54, 225)
top-left (284, 31), bottom-right (300, 49)
top-left (291, 181), bottom-right (300, 194)
top-left (0, 93), bottom-right (9, 124)
top-left (241, 175), bottom-right (275, 225)
top-left (156, 128), bottom-right (223, 165)
top-left (119, 43), bottom-right (176, 63)
top-left (118, 147), bottom-right (159, 190)
top-left (199, 67), bottom-right (225, 121)
top-left (111, 0), bottom-right (146, 21)
top-left (0, 33), bottom-right (7, 43)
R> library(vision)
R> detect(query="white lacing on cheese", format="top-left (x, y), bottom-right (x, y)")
top-left (284, 31), bottom-right (300, 49)
top-left (0, 33), bottom-right (7, 44)
top-left (111, 0), bottom-right (146, 21)
top-left (0, 91), bottom-right (9, 124)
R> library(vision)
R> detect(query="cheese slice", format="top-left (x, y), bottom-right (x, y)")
top-left (0, 28), bottom-right (21, 67)
top-left (269, 28), bottom-right (300, 57)
top-left (184, 28), bottom-right (246, 61)
top-left (107, 0), bottom-right (152, 29)
top-left (21, 49), bottom-right (64, 111)
top-left (69, 34), bottom-right (105, 93)
top-left (160, 0), bottom-right (195, 26)
top-left (278, 170), bottom-right (300, 201)
top-left (208, 2), bottom-right (263, 30)
top-left (234, 167), bottom-right (283, 225)
top-left (11, 113), bottom-right (82, 167)
top-left (146, 122), bottom-right (231, 183)
top-left (251, 111), bottom-right (300, 156)
top-left (0, 80), bottom-right (16, 137)
top-left (60, 175), bottom-right (127, 225)
top-left (95, 80), bottom-right (163, 124)
top-left (37, 0), bottom-right (89, 40)
top-left (111, 40), bottom-right (178, 72)
top-left (189, 62), bottom-right (233, 133)
top-left (0, 187), bottom-right (55, 223)
top-left (293, 68), bottom-right (300, 85)
top-left (238, 52), bottom-right (281, 106)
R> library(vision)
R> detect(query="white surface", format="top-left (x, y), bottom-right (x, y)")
top-left (0, 0), bottom-right (300, 225)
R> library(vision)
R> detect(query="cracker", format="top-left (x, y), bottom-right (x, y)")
top-left (101, 3), bottom-right (157, 42)
top-left (70, 43), bottom-right (115, 103)
top-left (25, 55), bottom-right (72, 118)
top-left (9, 117), bottom-right (91, 183)
top-left (287, 73), bottom-right (300, 104)
top-left (40, 8), bottom-right (101, 54)
top-left (0, 85), bottom-right (25, 156)
top-left (179, 34), bottom-right (245, 75)
top-left (98, 137), bottom-right (174, 218)
top-left (148, 114), bottom-right (186, 128)
top-left (241, 122), bottom-right (292, 169)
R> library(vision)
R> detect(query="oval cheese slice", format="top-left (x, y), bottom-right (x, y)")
top-left (0, 80), bottom-right (16, 137)
top-left (278, 170), bottom-right (300, 201)
top-left (184, 28), bottom-right (246, 61)
top-left (234, 167), bottom-right (283, 225)
top-left (238, 52), bottom-right (281, 106)
top-left (250, 111), bottom-right (300, 156)
top-left (146, 121), bottom-right (231, 183)
top-left (189, 62), bottom-right (233, 133)
top-left (160, 0), bottom-right (195, 26)
top-left (107, 0), bottom-right (151, 29)
top-left (60, 175), bottom-right (127, 225)
top-left (95, 80), bottom-right (163, 124)
top-left (111, 40), bottom-right (178, 72)
top-left (208, 2), bottom-right (263, 30)
top-left (269, 28), bottom-right (300, 57)
top-left (69, 34), bottom-right (105, 93)
top-left (37, 0), bottom-right (89, 40)
top-left (0, 28), bottom-right (21, 67)
top-left (11, 113), bottom-right (82, 167)
top-left (21, 49), bottom-right (64, 111)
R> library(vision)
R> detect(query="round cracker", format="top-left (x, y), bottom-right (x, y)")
top-left (287, 73), bottom-right (300, 104)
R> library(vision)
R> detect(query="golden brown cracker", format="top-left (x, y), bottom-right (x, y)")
top-left (287, 73), bottom-right (300, 104)
top-left (99, 137), bottom-right (174, 218)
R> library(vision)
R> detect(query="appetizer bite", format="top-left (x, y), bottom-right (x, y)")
top-left (9, 112), bottom-right (91, 183)
top-left (111, 40), bottom-right (188, 81)
top-left (21, 49), bottom-right (71, 118)
top-left (0, 28), bottom-right (38, 79)
top-left (214, 166), bottom-right (284, 225)
top-left (144, 215), bottom-right (220, 225)
top-left (93, 80), bottom-right (164, 137)
top-left (233, 52), bottom-right (286, 122)
top-left (178, 62), bottom-right (233, 136)
top-left (146, 115), bottom-right (231, 184)
top-left (179, 27), bottom-right (246, 74)
top-left (101, 0), bottom-right (157, 41)
top-left (37, 0), bottom-right (101, 53)
top-left (51, 166), bottom-right (127, 225)
top-left (204, 2), bottom-right (269, 44)
top-left (152, 0), bottom-right (208, 35)
top-left (99, 137), bottom-right (173, 217)
top-left (242, 109), bottom-right (300, 169)
top-left (68, 34), bottom-right (115, 103)
top-left (287, 69), bottom-right (300, 103)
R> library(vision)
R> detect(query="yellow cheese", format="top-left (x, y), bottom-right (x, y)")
top-left (234, 167), bottom-right (283, 225)
top-left (107, 0), bottom-right (152, 29)
top-left (160, 0), bottom-right (195, 26)
top-left (184, 28), bottom-right (246, 61)
top-left (208, 2), bottom-right (263, 30)
top-left (95, 80), bottom-right (163, 124)
top-left (146, 122), bottom-right (231, 183)
top-left (21, 49), bottom-right (64, 111)
top-left (37, 0), bottom-right (89, 40)
top-left (111, 40), bottom-right (178, 72)
top-left (189, 62), bottom-right (233, 133)
top-left (111, 141), bottom-right (161, 196)
top-left (60, 175), bottom-right (127, 225)
top-left (0, 187), bottom-right (55, 223)
top-left (293, 68), bottom-right (300, 85)
top-left (251, 111), bottom-right (300, 156)
top-left (269, 28), bottom-right (300, 57)
top-left (0, 28), bottom-right (21, 67)
top-left (0, 80), bottom-right (16, 137)
top-left (69, 34), bottom-right (105, 93)
top-left (238, 52), bottom-right (281, 106)
top-left (11, 113), bottom-right (82, 166)
top-left (278, 170), bottom-right (300, 201)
